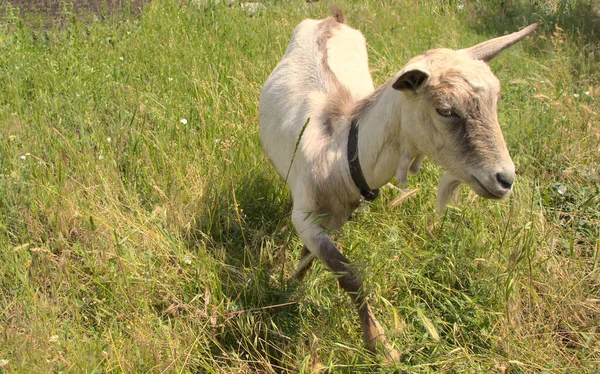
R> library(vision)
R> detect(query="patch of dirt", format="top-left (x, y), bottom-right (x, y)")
top-left (4, 0), bottom-right (151, 23)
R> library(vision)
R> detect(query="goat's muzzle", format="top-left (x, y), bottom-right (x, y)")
top-left (469, 165), bottom-right (515, 199)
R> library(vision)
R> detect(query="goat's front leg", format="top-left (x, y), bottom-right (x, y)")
top-left (292, 211), bottom-right (400, 361)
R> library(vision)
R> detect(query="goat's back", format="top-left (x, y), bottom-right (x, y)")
top-left (259, 16), bottom-right (374, 182)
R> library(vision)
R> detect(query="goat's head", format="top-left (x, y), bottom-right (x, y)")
top-left (393, 24), bottom-right (537, 209)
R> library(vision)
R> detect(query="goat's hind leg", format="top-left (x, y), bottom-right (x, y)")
top-left (289, 245), bottom-right (315, 283)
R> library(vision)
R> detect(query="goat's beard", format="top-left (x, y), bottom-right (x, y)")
top-left (436, 173), bottom-right (461, 213)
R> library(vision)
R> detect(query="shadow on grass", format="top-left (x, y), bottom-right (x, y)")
top-left (184, 170), bottom-right (306, 371)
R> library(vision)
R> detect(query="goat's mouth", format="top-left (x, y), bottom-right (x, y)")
top-left (470, 175), bottom-right (507, 199)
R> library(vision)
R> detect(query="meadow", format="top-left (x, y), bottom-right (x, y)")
top-left (0, 0), bottom-right (598, 372)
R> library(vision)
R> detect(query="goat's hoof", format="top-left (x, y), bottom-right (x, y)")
top-left (285, 276), bottom-right (301, 290)
top-left (383, 347), bottom-right (401, 363)
top-left (367, 340), bottom-right (401, 362)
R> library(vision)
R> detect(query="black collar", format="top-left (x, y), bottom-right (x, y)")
top-left (347, 119), bottom-right (380, 201)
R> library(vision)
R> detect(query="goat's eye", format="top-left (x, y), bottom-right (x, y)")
top-left (436, 108), bottom-right (460, 120)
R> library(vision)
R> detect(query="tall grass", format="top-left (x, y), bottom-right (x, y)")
top-left (0, 0), bottom-right (598, 372)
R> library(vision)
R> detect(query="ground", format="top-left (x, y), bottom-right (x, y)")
top-left (5, 0), bottom-right (149, 20)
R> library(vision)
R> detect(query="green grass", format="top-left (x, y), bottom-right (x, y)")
top-left (0, 0), bottom-right (598, 372)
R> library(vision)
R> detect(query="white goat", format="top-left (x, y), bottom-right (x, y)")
top-left (259, 8), bottom-right (536, 360)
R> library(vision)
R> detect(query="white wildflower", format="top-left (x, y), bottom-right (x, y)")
top-left (242, 2), bottom-right (266, 16)
top-left (106, 137), bottom-right (112, 143)
top-left (20, 155), bottom-right (26, 160)
top-left (180, 119), bottom-right (188, 125)
top-left (49, 335), bottom-right (59, 343)
top-left (573, 93), bottom-right (580, 98)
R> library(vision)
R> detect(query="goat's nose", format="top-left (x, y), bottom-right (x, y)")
top-left (496, 171), bottom-right (515, 190)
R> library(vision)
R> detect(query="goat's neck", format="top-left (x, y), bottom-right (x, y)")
top-left (355, 83), bottom-right (415, 189)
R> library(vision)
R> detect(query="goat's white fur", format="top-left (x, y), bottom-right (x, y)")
top-left (259, 10), bottom-right (536, 360)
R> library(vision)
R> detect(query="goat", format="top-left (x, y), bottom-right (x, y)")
top-left (258, 8), bottom-right (537, 360)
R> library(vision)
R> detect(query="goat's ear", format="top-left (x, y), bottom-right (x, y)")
top-left (460, 23), bottom-right (537, 62)
top-left (392, 69), bottom-right (430, 91)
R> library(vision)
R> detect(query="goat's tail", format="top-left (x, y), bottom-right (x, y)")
top-left (329, 4), bottom-right (345, 24)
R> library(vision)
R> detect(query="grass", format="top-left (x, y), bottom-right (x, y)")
top-left (0, 0), bottom-right (598, 372)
